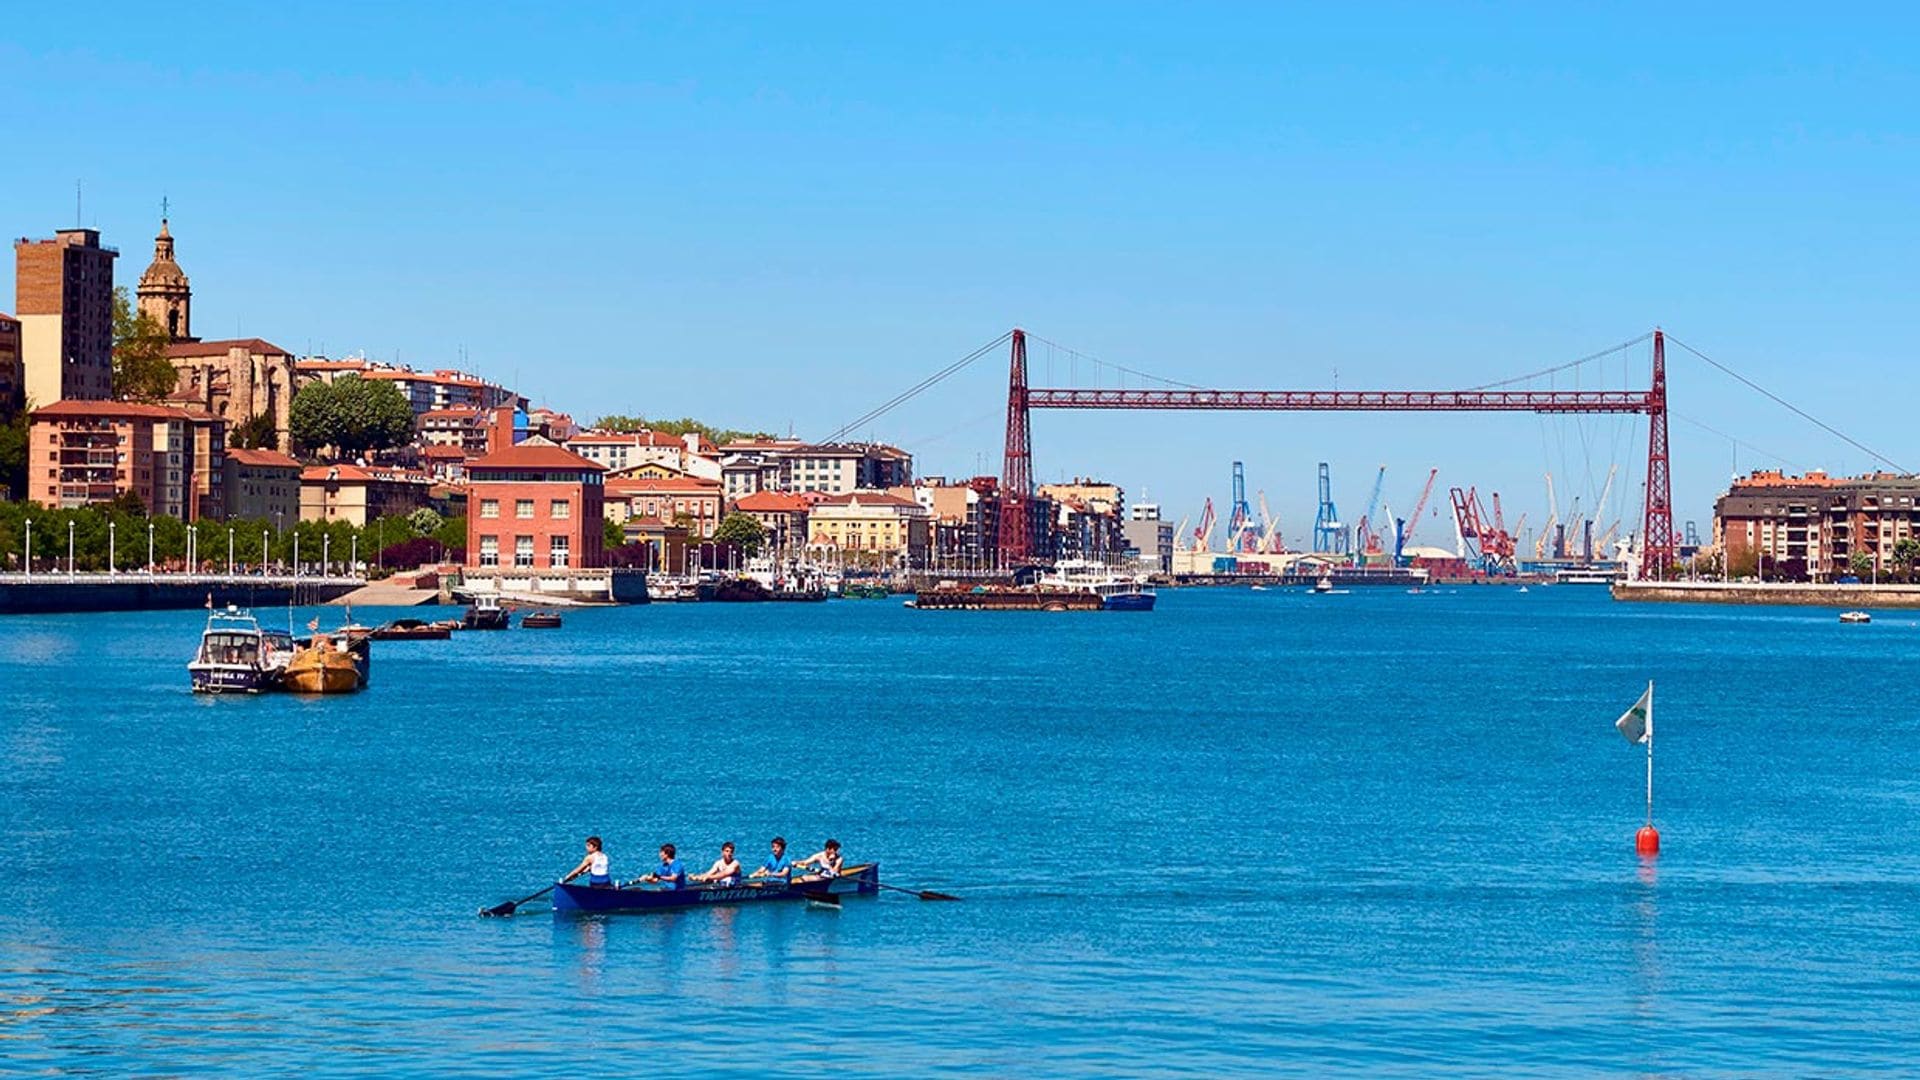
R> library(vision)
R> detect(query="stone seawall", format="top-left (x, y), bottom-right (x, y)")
top-left (1612, 581), bottom-right (1920, 608)
top-left (0, 576), bottom-right (361, 615)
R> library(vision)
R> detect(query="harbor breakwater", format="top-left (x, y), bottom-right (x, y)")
top-left (0, 573), bottom-right (361, 615)
top-left (1612, 579), bottom-right (1920, 608)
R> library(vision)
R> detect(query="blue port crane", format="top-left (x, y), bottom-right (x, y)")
top-left (1227, 461), bottom-right (1258, 552)
top-left (1312, 462), bottom-right (1348, 555)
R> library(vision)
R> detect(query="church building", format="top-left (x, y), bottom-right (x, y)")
top-left (136, 216), bottom-right (298, 453)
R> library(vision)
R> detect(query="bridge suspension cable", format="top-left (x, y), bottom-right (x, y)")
top-left (1666, 334), bottom-right (1907, 474)
top-left (820, 330), bottom-right (1012, 445)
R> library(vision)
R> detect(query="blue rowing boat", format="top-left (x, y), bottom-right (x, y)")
top-left (551, 863), bottom-right (880, 915)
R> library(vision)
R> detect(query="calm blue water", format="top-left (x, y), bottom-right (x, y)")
top-left (3, 586), bottom-right (1919, 1075)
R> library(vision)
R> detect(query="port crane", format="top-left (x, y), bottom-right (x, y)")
top-left (1257, 491), bottom-right (1284, 553)
top-left (1353, 465), bottom-right (1388, 559)
top-left (1192, 497), bottom-right (1217, 552)
top-left (1449, 485), bottom-right (1517, 573)
top-left (1395, 468), bottom-right (1440, 563)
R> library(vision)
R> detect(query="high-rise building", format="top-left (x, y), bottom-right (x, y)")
top-left (14, 228), bottom-right (118, 404)
top-left (0, 311), bottom-right (21, 416)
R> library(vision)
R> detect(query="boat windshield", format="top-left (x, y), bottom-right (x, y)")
top-left (199, 631), bottom-right (261, 665)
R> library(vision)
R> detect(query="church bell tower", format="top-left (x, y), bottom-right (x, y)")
top-left (137, 213), bottom-right (195, 343)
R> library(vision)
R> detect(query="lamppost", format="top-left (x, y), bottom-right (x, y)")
top-left (108, 520), bottom-right (116, 576)
top-left (23, 519), bottom-right (30, 579)
top-left (261, 530), bottom-right (269, 577)
top-left (147, 521), bottom-right (155, 575)
top-left (228, 527), bottom-right (236, 576)
top-left (189, 525), bottom-right (199, 574)
top-left (322, 534), bottom-right (331, 578)
top-left (68, 520), bottom-right (76, 577)
top-left (293, 533), bottom-right (300, 578)
top-left (350, 535), bottom-right (358, 577)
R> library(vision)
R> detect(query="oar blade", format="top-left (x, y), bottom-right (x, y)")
top-left (479, 900), bottom-right (518, 917)
top-left (917, 890), bottom-right (961, 901)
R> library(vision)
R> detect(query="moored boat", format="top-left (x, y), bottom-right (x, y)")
top-left (552, 863), bottom-right (880, 915)
top-left (282, 633), bottom-right (370, 693)
top-left (462, 595), bottom-right (510, 630)
top-left (1035, 559), bottom-right (1156, 611)
top-left (1840, 610), bottom-right (1872, 624)
top-left (188, 606), bottom-right (294, 693)
top-left (519, 611), bottom-right (563, 629)
top-left (370, 618), bottom-right (451, 641)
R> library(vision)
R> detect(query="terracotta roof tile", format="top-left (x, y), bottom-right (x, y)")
top-left (466, 444), bottom-right (605, 471)
top-left (226, 448), bottom-right (301, 468)
top-left (165, 338), bottom-right (291, 358)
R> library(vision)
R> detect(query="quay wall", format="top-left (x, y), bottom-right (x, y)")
top-left (1612, 580), bottom-right (1920, 608)
top-left (0, 575), bottom-right (360, 615)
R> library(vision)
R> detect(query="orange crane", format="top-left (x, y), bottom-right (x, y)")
top-left (1396, 468), bottom-right (1440, 562)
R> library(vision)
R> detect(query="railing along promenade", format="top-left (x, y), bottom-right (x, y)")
top-left (0, 570), bottom-right (366, 615)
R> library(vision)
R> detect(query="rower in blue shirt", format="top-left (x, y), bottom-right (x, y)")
top-left (637, 843), bottom-right (685, 889)
top-left (748, 836), bottom-right (792, 882)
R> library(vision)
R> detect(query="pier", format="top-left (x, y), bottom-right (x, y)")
top-left (0, 572), bottom-right (363, 615)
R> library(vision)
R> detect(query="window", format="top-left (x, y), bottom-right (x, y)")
top-left (515, 535), bottom-right (534, 567)
top-left (550, 535), bottom-right (571, 567)
top-left (516, 499), bottom-right (535, 519)
top-left (479, 535), bottom-right (499, 566)
top-left (480, 499), bottom-right (499, 519)
top-left (551, 499), bottom-right (571, 520)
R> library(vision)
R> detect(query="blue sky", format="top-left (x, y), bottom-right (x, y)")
top-left (5, 5), bottom-right (1917, 543)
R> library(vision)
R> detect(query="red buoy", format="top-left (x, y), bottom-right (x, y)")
top-left (1635, 825), bottom-right (1661, 856)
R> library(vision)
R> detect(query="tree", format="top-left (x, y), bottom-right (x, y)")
top-left (1848, 550), bottom-right (1874, 580)
top-left (0, 404), bottom-right (28, 500)
top-left (1894, 538), bottom-right (1920, 582)
top-left (407, 507), bottom-right (444, 537)
top-left (289, 375), bottom-right (414, 460)
top-left (112, 286), bottom-right (178, 402)
top-left (713, 511), bottom-right (767, 556)
top-left (228, 410), bottom-right (279, 450)
top-left (592, 414), bottom-right (774, 445)
top-left (603, 517), bottom-right (625, 551)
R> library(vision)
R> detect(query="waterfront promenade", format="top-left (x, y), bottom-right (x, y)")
top-left (1613, 579), bottom-right (1920, 608)
top-left (0, 571), bottom-right (362, 614)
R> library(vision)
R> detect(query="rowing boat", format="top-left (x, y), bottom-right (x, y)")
top-left (551, 863), bottom-right (879, 915)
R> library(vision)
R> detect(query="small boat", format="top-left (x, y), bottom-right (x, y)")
top-left (1313, 574), bottom-right (1334, 594)
top-left (282, 633), bottom-right (369, 693)
top-left (519, 611), bottom-right (563, 629)
top-left (188, 606), bottom-right (294, 693)
top-left (370, 618), bottom-right (451, 641)
top-left (1518, 586), bottom-right (1530, 594)
top-left (462, 595), bottom-right (510, 630)
top-left (429, 619), bottom-right (464, 633)
top-left (552, 863), bottom-right (880, 916)
top-left (1840, 611), bottom-right (1872, 624)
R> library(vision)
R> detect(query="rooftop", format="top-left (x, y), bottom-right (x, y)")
top-left (466, 444), bottom-right (605, 472)
top-left (226, 448), bottom-right (302, 468)
top-left (31, 400), bottom-right (213, 421)
top-left (165, 338), bottom-right (292, 359)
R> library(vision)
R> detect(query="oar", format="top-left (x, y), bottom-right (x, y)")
top-left (480, 883), bottom-right (555, 917)
top-left (874, 881), bottom-right (961, 901)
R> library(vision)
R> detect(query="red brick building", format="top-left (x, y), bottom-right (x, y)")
top-left (466, 444), bottom-right (606, 571)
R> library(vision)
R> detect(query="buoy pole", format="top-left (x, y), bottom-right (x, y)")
top-left (1636, 679), bottom-right (1661, 856)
